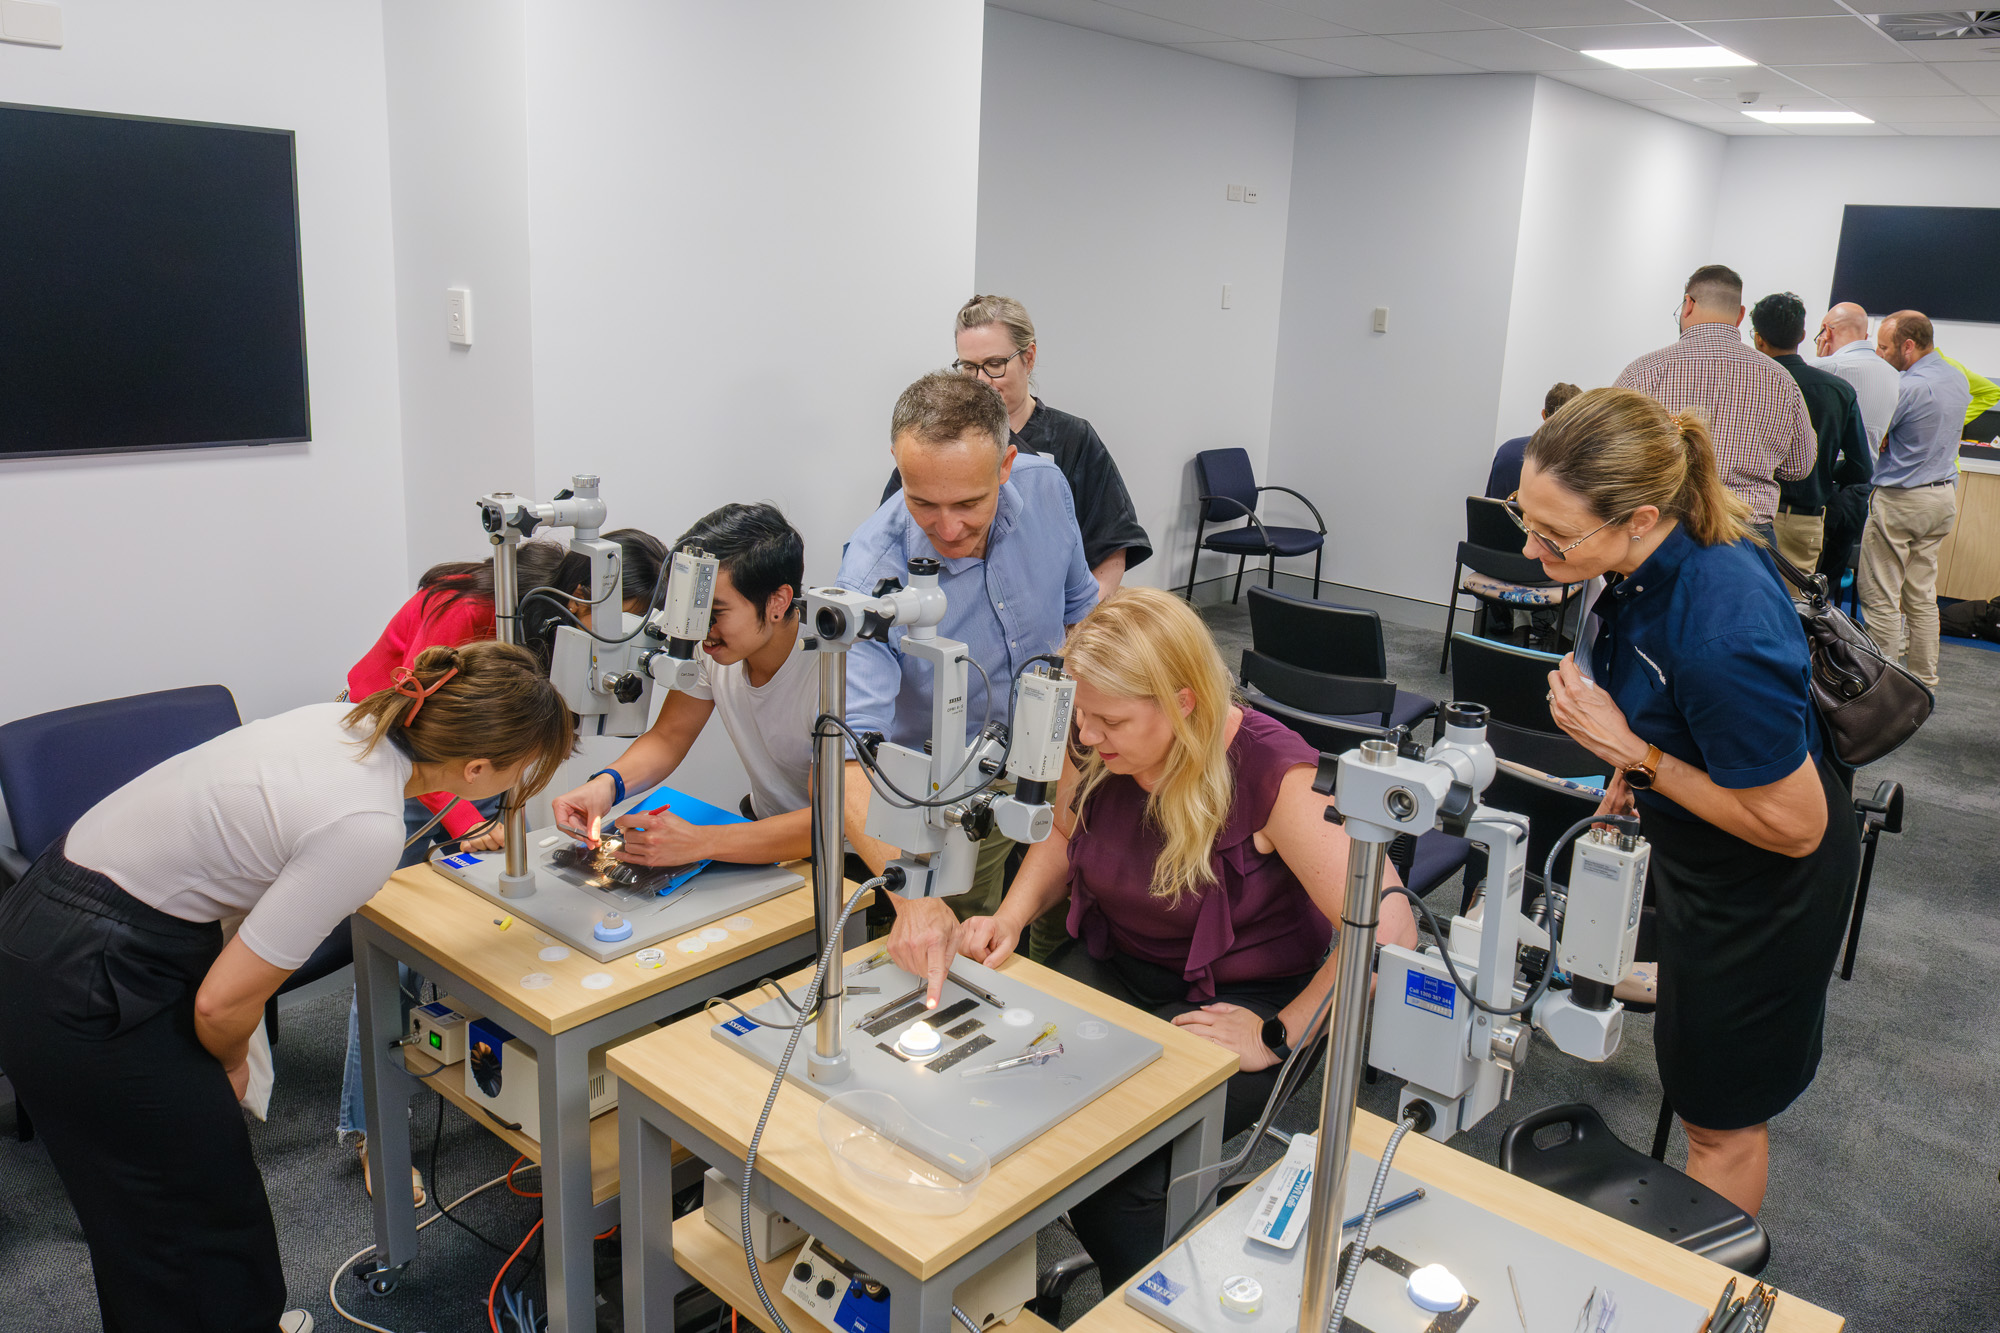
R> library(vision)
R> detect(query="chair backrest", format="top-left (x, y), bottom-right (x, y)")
top-left (1449, 634), bottom-right (1562, 732)
top-left (1486, 718), bottom-right (1601, 779)
top-left (1242, 652), bottom-right (1396, 726)
top-left (1486, 764), bottom-right (1597, 891)
top-left (1247, 586), bottom-right (1387, 678)
top-left (1194, 448), bottom-right (1258, 524)
top-left (0, 685), bottom-right (241, 859)
top-left (1243, 695), bottom-right (1389, 757)
top-left (1462, 496), bottom-right (1556, 585)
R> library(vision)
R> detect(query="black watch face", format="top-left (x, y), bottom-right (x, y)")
top-left (1625, 767), bottom-right (1654, 791)
top-left (1261, 1016), bottom-right (1287, 1052)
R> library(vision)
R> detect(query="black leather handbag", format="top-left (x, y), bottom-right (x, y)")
top-left (1772, 555), bottom-right (1934, 767)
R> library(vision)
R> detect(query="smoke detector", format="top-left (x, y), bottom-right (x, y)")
top-left (1871, 11), bottom-right (2000, 41)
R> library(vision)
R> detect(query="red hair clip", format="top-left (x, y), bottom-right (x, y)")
top-left (389, 665), bottom-right (458, 722)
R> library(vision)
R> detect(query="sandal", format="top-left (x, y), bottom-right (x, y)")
top-left (356, 1133), bottom-right (428, 1208)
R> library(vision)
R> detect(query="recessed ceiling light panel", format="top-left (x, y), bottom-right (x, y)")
top-left (1582, 46), bottom-right (1757, 69)
top-left (1743, 110), bottom-right (1875, 124)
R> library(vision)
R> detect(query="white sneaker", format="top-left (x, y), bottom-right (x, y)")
top-left (279, 1312), bottom-right (315, 1333)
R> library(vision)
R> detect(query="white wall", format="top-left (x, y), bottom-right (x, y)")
top-left (1266, 75), bottom-right (1536, 607)
top-left (0, 1), bottom-right (406, 729)
top-left (381, 0), bottom-right (539, 582)
top-left (1714, 136), bottom-right (2000, 375)
top-left (973, 7), bottom-right (1298, 593)
top-left (1497, 79), bottom-right (1725, 454)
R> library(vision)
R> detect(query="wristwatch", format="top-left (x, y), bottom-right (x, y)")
top-left (1622, 744), bottom-right (1663, 792)
top-left (1260, 1015), bottom-right (1292, 1063)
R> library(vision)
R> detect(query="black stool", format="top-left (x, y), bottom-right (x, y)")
top-left (1498, 1103), bottom-right (1769, 1275)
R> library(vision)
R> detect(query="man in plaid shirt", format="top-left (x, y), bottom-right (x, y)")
top-left (1616, 264), bottom-right (1815, 543)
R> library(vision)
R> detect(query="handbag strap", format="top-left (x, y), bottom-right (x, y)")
top-left (1767, 548), bottom-right (1831, 607)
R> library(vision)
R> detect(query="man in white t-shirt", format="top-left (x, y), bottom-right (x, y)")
top-left (550, 503), bottom-right (816, 864)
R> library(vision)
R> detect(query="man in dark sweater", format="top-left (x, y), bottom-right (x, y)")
top-left (1751, 292), bottom-right (1872, 574)
top-left (1485, 380), bottom-right (1582, 499)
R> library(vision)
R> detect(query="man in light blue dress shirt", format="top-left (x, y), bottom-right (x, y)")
top-left (842, 370), bottom-right (1096, 988)
top-left (1857, 310), bottom-right (1970, 687)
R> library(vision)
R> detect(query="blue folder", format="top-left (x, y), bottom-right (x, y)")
top-left (621, 785), bottom-right (749, 896)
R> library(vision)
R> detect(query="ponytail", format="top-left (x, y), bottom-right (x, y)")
top-left (1526, 389), bottom-right (1754, 548)
top-left (1668, 412), bottom-right (1758, 547)
top-left (344, 640), bottom-right (575, 797)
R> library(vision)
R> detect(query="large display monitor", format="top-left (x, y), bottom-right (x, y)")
top-left (1831, 204), bottom-right (2000, 326)
top-left (0, 103), bottom-right (309, 460)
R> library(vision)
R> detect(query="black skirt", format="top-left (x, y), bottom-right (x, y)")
top-left (1644, 757), bottom-right (1861, 1131)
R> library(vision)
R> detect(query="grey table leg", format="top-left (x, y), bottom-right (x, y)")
top-left (1162, 1083), bottom-right (1228, 1244)
top-left (620, 1101), bottom-right (693, 1333)
top-left (886, 1267), bottom-right (961, 1333)
top-left (540, 1029), bottom-right (600, 1333)
top-left (358, 923), bottom-right (420, 1274)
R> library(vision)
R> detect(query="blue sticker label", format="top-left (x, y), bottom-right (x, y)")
top-left (1136, 1271), bottom-right (1186, 1307)
top-left (719, 1016), bottom-right (758, 1037)
top-left (441, 852), bottom-right (481, 869)
top-left (1268, 1164), bottom-right (1312, 1238)
top-left (1404, 970), bottom-right (1455, 1019)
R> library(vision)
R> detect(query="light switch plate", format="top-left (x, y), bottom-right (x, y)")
top-left (0, 0), bottom-right (64, 47)
top-left (1373, 306), bottom-right (1390, 333)
top-left (447, 287), bottom-right (473, 346)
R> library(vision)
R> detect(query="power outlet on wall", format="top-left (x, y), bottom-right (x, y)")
top-left (0, 0), bottom-right (64, 47)
top-left (1226, 184), bottom-right (1244, 202)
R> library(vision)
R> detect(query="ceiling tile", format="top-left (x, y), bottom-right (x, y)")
top-left (1711, 120), bottom-right (1792, 133)
top-left (1716, 94), bottom-right (1850, 113)
top-left (1628, 97), bottom-right (1745, 121)
top-left (1280, 0), bottom-right (1500, 34)
top-left (1682, 17), bottom-right (1913, 65)
top-left (1841, 94), bottom-right (1998, 122)
top-left (1765, 62), bottom-right (1960, 95)
top-left (1544, 65), bottom-right (1689, 98)
top-left (1265, 34), bottom-right (1484, 73)
top-left (1392, 25), bottom-right (1600, 69)
top-left (1624, 65), bottom-right (1814, 97)
top-left (1935, 62), bottom-right (2000, 94)
top-left (1643, 0), bottom-right (1844, 17)
top-left (1167, 39), bottom-right (1368, 75)
top-left (1519, 22), bottom-right (1706, 53)
top-left (989, 0), bottom-right (1232, 44)
top-left (1897, 37), bottom-right (2000, 62)
top-left (1443, 0), bottom-right (1657, 25)
top-left (1107, 0), bottom-right (1358, 40)
top-left (1776, 121), bottom-right (1900, 135)
top-left (1892, 121), bottom-right (2000, 135)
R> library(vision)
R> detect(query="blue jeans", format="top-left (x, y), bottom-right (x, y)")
top-left (336, 795), bottom-right (499, 1139)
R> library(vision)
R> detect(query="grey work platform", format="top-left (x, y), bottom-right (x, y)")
top-left (607, 948), bottom-right (1239, 1333)
top-left (353, 861), bottom-right (851, 1333)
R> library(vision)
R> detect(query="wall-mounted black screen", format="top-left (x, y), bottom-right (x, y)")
top-left (0, 103), bottom-right (309, 459)
top-left (1830, 204), bottom-right (2000, 325)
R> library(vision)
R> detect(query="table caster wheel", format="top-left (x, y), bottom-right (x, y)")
top-left (352, 1258), bottom-right (406, 1296)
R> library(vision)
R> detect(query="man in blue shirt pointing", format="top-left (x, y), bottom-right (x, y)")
top-left (842, 370), bottom-right (1097, 997)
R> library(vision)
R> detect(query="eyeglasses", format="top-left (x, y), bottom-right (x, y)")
top-left (1504, 492), bottom-right (1622, 562)
top-left (952, 349), bottom-right (1027, 380)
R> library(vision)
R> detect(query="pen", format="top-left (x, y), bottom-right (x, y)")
top-left (1341, 1187), bottom-right (1425, 1231)
top-left (1507, 1264), bottom-right (1528, 1332)
top-left (1702, 1278), bottom-right (1737, 1333)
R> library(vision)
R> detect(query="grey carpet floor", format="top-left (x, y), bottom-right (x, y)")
top-left (1, 607), bottom-right (1993, 1332)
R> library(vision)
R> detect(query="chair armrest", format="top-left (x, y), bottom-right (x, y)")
top-left (0, 844), bottom-right (28, 889)
top-left (1197, 495), bottom-right (1274, 548)
top-left (1256, 484), bottom-right (1327, 534)
top-left (1854, 779), bottom-right (1903, 834)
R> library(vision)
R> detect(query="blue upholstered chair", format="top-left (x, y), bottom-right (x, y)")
top-left (1186, 448), bottom-right (1327, 603)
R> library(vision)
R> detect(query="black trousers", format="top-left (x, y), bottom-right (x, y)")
top-left (1052, 941), bottom-right (1316, 1291)
top-left (0, 840), bottom-right (287, 1332)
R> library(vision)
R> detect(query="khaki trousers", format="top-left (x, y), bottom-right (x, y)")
top-left (1772, 511), bottom-right (1825, 574)
top-left (1857, 483), bottom-right (1957, 688)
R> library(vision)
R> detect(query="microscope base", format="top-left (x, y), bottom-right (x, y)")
top-left (433, 843), bottom-right (803, 962)
top-left (713, 956), bottom-right (1161, 1170)
top-left (1125, 1144), bottom-right (1705, 1333)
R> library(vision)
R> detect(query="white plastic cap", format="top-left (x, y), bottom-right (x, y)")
top-left (1218, 1275), bottom-right (1262, 1315)
top-left (1406, 1264), bottom-right (1466, 1312)
top-left (897, 1020), bottom-right (943, 1057)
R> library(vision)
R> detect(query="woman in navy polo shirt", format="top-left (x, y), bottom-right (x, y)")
top-left (1516, 387), bottom-right (1860, 1219)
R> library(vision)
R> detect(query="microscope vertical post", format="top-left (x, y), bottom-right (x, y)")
top-left (808, 648), bottom-right (851, 1084)
top-left (489, 529), bottom-right (535, 899)
top-left (1296, 743), bottom-right (1398, 1333)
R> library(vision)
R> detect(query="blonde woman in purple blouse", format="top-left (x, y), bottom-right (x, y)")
top-left (949, 587), bottom-right (1419, 1287)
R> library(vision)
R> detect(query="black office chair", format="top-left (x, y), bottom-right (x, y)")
top-left (1241, 699), bottom-right (1473, 900)
top-left (1440, 497), bottom-right (1579, 670)
top-left (1448, 633), bottom-right (1564, 734)
top-left (1473, 763), bottom-right (1602, 917)
top-left (1840, 780), bottom-right (1905, 981)
top-left (1486, 717), bottom-right (1602, 780)
top-left (1500, 1103), bottom-right (1769, 1275)
top-left (1185, 448), bottom-right (1327, 604)
top-left (1246, 587), bottom-right (1436, 729)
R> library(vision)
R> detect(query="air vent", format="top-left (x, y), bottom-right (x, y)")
top-left (1872, 10), bottom-right (2000, 41)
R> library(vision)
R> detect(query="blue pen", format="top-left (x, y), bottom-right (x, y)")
top-left (1342, 1187), bottom-right (1426, 1231)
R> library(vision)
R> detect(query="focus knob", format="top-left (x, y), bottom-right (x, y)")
top-left (792, 1263), bottom-right (812, 1282)
top-left (816, 1279), bottom-right (837, 1301)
